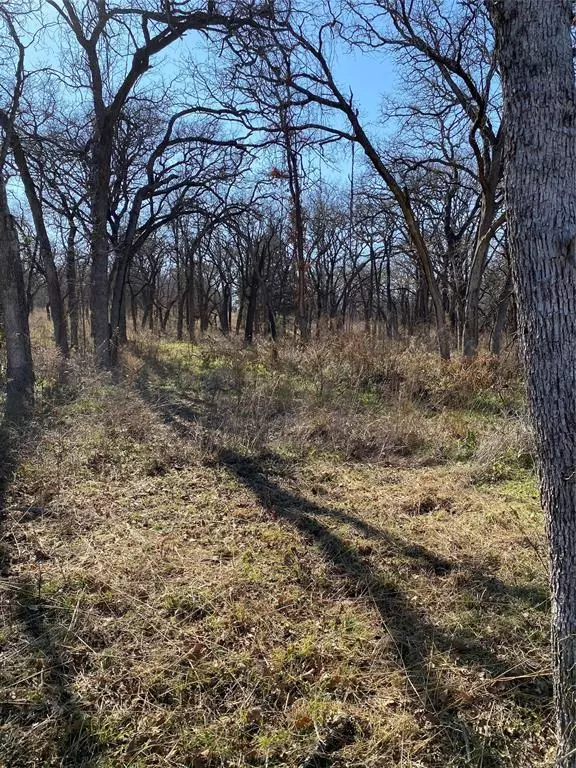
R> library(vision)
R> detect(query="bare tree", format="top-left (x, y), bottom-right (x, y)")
top-left (350, 0), bottom-right (504, 356)
top-left (46, 0), bottom-right (270, 367)
top-left (0, 5), bottom-right (34, 419)
top-left (0, 40), bottom-right (70, 357)
top-left (228, 3), bottom-right (453, 357)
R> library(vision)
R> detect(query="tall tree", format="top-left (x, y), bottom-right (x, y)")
top-left (229, 3), bottom-right (453, 358)
top-left (46, 0), bottom-right (267, 368)
top-left (352, 0), bottom-right (504, 357)
top-left (0, 5), bottom-right (34, 419)
top-left (489, 1), bottom-right (576, 765)
top-left (0, 115), bottom-right (69, 357)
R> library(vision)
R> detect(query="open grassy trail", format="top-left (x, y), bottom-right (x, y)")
top-left (0, 333), bottom-right (552, 766)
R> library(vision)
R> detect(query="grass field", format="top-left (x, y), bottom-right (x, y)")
top-left (0, 323), bottom-right (552, 767)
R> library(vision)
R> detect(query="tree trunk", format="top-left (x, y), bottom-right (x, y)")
top-left (187, 258), bottom-right (196, 342)
top-left (385, 245), bottom-right (398, 338)
top-left (29, 212), bottom-right (69, 358)
top-left (130, 286), bottom-right (138, 333)
top-left (161, 302), bottom-right (174, 331)
top-left (110, 192), bottom-right (146, 361)
top-left (0, 181), bottom-right (34, 420)
top-left (66, 222), bottom-right (79, 350)
top-left (244, 270), bottom-right (258, 345)
top-left (109, 246), bottom-right (132, 365)
top-left (25, 260), bottom-right (36, 316)
top-left (177, 289), bottom-right (186, 341)
top-left (283, 113), bottom-right (309, 343)
top-left (462, 158), bottom-right (504, 358)
top-left (1, 118), bottom-right (68, 357)
top-left (414, 270), bottom-right (429, 326)
top-left (490, 264), bottom-right (513, 356)
top-left (219, 284), bottom-right (231, 335)
top-left (236, 294), bottom-right (244, 336)
top-left (118, 288), bottom-right (128, 344)
top-left (89, 129), bottom-right (113, 369)
top-left (491, 2), bottom-right (576, 764)
top-left (176, 256), bottom-right (185, 341)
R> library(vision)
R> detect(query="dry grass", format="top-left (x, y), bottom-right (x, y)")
top-left (0, 320), bottom-right (551, 767)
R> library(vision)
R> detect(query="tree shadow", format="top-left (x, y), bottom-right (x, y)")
top-left (132, 344), bottom-right (206, 437)
top-left (4, 577), bottom-right (102, 766)
top-left (128, 344), bottom-right (552, 762)
top-left (216, 449), bottom-right (551, 765)
top-left (0, 411), bottom-right (102, 766)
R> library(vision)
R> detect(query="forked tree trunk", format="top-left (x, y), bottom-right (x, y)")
top-left (110, 192), bottom-right (145, 362)
top-left (0, 181), bottom-right (34, 420)
top-left (491, 2), bottom-right (576, 764)
top-left (462, 154), bottom-right (504, 358)
top-left (462, 202), bottom-right (496, 357)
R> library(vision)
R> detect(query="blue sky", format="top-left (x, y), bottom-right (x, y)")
top-left (313, 44), bottom-right (400, 187)
top-left (332, 46), bottom-right (399, 131)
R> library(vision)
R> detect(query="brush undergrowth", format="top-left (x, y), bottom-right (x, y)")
top-left (0, 321), bottom-right (551, 767)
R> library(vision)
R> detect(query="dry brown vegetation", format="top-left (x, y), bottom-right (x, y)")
top-left (0, 319), bottom-right (551, 767)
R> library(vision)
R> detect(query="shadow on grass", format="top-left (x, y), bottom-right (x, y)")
top-left (0, 407), bottom-right (102, 766)
top-left (131, 343), bottom-right (206, 437)
top-left (130, 345), bottom-right (547, 607)
top-left (216, 449), bottom-right (551, 766)
top-left (128, 342), bottom-right (551, 763)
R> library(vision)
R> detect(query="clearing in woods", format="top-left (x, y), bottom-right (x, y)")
top-left (0, 323), bottom-right (551, 767)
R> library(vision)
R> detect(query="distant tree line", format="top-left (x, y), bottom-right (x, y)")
top-left (0, 0), bottom-right (508, 413)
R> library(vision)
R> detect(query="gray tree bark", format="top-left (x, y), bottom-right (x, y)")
top-left (66, 220), bottom-right (79, 350)
top-left (89, 125), bottom-right (114, 369)
top-left (0, 178), bottom-right (34, 420)
top-left (490, 1), bottom-right (576, 764)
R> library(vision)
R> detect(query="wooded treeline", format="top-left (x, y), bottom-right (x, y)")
top-left (0, 0), bottom-right (507, 415)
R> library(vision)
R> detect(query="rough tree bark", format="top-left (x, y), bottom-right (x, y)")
top-left (90, 124), bottom-right (114, 369)
top-left (0, 178), bottom-right (34, 420)
top-left (65, 220), bottom-right (79, 350)
top-left (219, 283), bottom-right (231, 335)
top-left (109, 243), bottom-right (133, 365)
top-left (244, 240), bottom-right (270, 346)
top-left (490, 1), bottom-right (576, 764)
